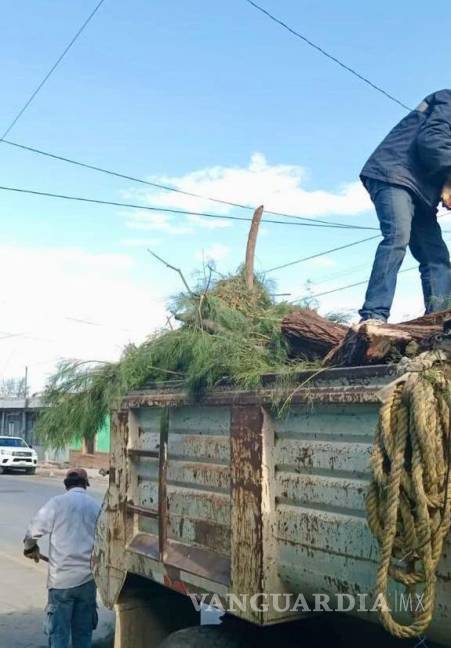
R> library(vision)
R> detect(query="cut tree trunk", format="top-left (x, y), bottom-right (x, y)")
top-left (282, 308), bottom-right (451, 366)
top-left (245, 205), bottom-right (264, 290)
top-left (281, 310), bottom-right (348, 359)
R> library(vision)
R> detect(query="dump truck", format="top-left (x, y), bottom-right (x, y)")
top-left (92, 363), bottom-right (451, 647)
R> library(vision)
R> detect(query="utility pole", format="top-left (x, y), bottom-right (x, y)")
top-left (22, 366), bottom-right (28, 441)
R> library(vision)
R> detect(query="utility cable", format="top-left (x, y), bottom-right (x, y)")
top-left (1, 139), bottom-right (374, 230)
top-left (293, 265), bottom-right (416, 301)
top-left (1, 0), bottom-right (106, 140)
top-left (0, 184), bottom-right (379, 230)
top-left (263, 234), bottom-right (380, 273)
top-left (244, 0), bottom-right (412, 112)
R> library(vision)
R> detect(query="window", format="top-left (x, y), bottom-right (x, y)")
top-left (0, 437), bottom-right (28, 448)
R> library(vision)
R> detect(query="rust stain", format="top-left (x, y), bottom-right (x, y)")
top-left (230, 406), bottom-right (265, 622)
top-left (192, 519), bottom-right (231, 554)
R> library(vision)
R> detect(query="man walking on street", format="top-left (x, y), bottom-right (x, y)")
top-left (359, 89), bottom-right (451, 322)
top-left (23, 468), bottom-right (101, 648)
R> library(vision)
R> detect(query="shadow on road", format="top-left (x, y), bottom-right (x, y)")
top-left (216, 613), bottom-right (439, 648)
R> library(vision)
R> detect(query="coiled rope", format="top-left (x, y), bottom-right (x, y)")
top-left (367, 351), bottom-right (451, 638)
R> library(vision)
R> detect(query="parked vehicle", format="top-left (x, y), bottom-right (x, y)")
top-left (92, 365), bottom-right (451, 648)
top-left (0, 436), bottom-right (38, 474)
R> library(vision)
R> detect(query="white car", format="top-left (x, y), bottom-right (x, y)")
top-left (0, 436), bottom-right (38, 474)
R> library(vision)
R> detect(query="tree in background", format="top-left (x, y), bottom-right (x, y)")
top-left (0, 376), bottom-right (27, 398)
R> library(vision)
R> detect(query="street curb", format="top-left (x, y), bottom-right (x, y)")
top-left (36, 464), bottom-right (108, 483)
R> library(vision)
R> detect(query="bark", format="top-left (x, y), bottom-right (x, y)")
top-left (245, 205), bottom-right (264, 290)
top-left (281, 310), bottom-right (348, 359)
top-left (324, 310), bottom-right (451, 367)
top-left (282, 308), bottom-right (451, 366)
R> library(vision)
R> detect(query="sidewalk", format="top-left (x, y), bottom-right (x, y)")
top-left (36, 463), bottom-right (109, 485)
top-left (36, 463), bottom-right (108, 479)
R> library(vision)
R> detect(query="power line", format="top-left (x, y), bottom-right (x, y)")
top-left (263, 234), bottom-right (380, 273)
top-left (293, 265), bottom-right (417, 302)
top-left (294, 230), bottom-right (451, 303)
top-left (244, 0), bottom-right (412, 112)
top-left (1, 0), bottom-right (106, 140)
top-left (307, 261), bottom-right (371, 289)
top-left (0, 184), bottom-right (379, 230)
top-left (0, 139), bottom-right (376, 231)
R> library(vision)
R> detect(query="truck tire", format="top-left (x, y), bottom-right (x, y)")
top-left (26, 467), bottom-right (36, 474)
top-left (159, 625), bottom-right (249, 648)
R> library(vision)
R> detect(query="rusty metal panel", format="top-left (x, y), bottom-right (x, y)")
top-left (277, 505), bottom-right (378, 560)
top-left (274, 402), bottom-right (379, 576)
top-left (125, 365), bottom-right (397, 409)
top-left (276, 473), bottom-right (368, 511)
top-left (230, 405), bottom-right (265, 624)
top-left (273, 399), bottom-right (451, 643)
top-left (96, 366), bottom-right (451, 643)
top-left (277, 538), bottom-right (451, 645)
top-left (128, 404), bottom-right (232, 560)
top-left (92, 410), bottom-right (129, 608)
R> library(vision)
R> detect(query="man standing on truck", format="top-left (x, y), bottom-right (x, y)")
top-left (23, 468), bottom-right (100, 648)
top-left (359, 89), bottom-right (451, 323)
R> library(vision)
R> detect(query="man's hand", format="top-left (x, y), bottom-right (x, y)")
top-left (441, 176), bottom-right (451, 209)
top-left (23, 544), bottom-right (40, 563)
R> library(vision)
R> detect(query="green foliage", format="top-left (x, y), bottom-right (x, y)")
top-left (37, 270), bottom-right (314, 448)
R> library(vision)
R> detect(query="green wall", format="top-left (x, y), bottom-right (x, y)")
top-left (70, 415), bottom-right (110, 452)
top-left (96, 415), bottom-right (110, 452)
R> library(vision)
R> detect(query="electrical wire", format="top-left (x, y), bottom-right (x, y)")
top-left (263, 234), bottom-right (380, 273)
top-left (291, 226), bottom-right (451, 299)
top-left (0, 139), bottom-right (375, 230)
top-left (0, 184), bottom-right (379, 230)
top-left (244, 0), bottom-right (412, 112)
top-left (293, 265), bottom-right (417, 301)
top-left (1, 0), bottom-right (106, 140)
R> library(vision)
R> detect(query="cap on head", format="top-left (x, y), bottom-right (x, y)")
top-left (65, 467), bottom-right (90, 487)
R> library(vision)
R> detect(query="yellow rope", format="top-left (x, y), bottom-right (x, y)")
top-left (367, 351), bottom-right (451, 638)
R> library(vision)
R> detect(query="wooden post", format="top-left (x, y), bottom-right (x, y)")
top-left (245, 205), bottom-right (264, 290)
top-left (22, 366), bottom-right (28, 440)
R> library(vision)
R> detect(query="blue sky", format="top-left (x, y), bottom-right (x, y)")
top-left (1, 0), bottom-right (451, 389)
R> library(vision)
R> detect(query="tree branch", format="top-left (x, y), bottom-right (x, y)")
top-left (147, 249), bottom-right (194, 296)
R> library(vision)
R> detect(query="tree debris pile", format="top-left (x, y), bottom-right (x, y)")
top-left (37, 252), bottom-right (451, 449)
top-left (37, 271), bottom-right (312, 447)
top-left (282, 309), bottom-right (451, 366)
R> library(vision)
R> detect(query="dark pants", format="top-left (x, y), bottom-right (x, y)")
top-left (359, 179), bottom-right (451, 321)
top-left (45, 580), bottom-right (98, 648)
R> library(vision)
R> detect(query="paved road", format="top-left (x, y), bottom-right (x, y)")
top-left (0, 472), bottom-right (114, 647)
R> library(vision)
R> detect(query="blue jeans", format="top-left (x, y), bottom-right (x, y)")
top-left (45, 580), bottom-right (98, 648)
top-left (360, 179), bottom-right (451, 321)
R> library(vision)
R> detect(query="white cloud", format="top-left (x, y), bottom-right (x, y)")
top-left (126, 211), bottom-right (192, 235)
top-left (120, 237), bottom-right (162, 247)
top-left (308, 256), bottom-right (337, 269)
top-left (124, 153), bottom-right (372, 234)
top-left (195, 244), bottom-right (230, 264)
top-left (0, 245), bottom-right (167, 392)
top-left (187, 214), bottom-right (231, 230)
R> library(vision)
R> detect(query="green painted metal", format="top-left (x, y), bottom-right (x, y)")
top-left (96, 415), bottom-right (110, 452)
top-left (70, 415), bottom-right (110, 452)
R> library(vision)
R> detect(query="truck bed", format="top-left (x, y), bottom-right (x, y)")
top-left (93, 365), bottom-right (451, 646)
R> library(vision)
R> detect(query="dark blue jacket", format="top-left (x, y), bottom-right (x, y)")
top-left (361, 89), bottom-right (451, 208)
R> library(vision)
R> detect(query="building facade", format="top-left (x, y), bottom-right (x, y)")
top-left (0, 398), bottom-right (111, 467)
